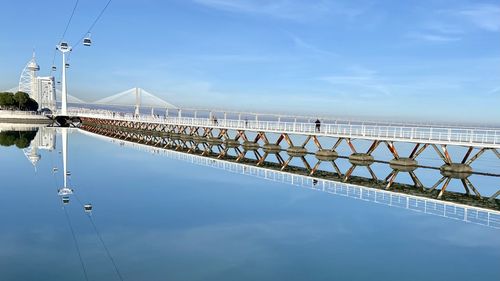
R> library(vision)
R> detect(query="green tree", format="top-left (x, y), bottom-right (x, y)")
top-left (0, 131), bottom-right (37, 148)
top-left (14, 91), bottom-right (30, 110)
top-left (25, 98), bottom-right (39, 111)
top-left (0, 92), bottom-right (37, 111)
top-left (0, 92), bottom-right (16, 109)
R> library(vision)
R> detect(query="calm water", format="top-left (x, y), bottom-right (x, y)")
top-left (0, 127), bottom-right (499, 281)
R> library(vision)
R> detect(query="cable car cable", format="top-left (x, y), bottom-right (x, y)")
top-left (49, 149), bottom-right (59, 188)
top-left (60, 0), bottom-right (80, 42)
top-left (73, 192), bottom-right (125, 281)
top-left (72, 0), bottom-right (113, 50)
top-left (51, 134), bottom-right (89, 281)
top-left (63, 205), bottom-right (90, 281)
top-left (87, 212), bottom-right (124, 281)
top-left (50, 0), bottom-right (79, 74)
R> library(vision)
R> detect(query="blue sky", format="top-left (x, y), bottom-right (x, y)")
top-left (0, 0), bottom-right (499, 122)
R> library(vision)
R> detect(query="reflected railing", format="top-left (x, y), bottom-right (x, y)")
top-left (8, 125), bottom-right (497, 228)
top-left (77, 127), bottom-right (500, 229)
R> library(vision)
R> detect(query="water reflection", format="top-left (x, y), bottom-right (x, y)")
top-left (1, 124), bottom-right (499, 280)
top-left (9, 125), bottom-right (500, 224)
top-left (78, 128), bottom-right (500, 229)
top-left (0, 127), bottom-right (38, 149)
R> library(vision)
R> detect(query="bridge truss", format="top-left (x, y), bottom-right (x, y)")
top-left (79, 116), bottom-right (500, 205)
top-left (78, 125), bottom-right (500, 229)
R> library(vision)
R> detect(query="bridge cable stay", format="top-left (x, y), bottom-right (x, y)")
top-left (92, 88), bottom-right (136, 105)
top-left (140, 89), bottom-right (178, 109)
top-left (93, 88), bottom-right (177, 115)
top-left (55, 88), bottom-right (89, 104)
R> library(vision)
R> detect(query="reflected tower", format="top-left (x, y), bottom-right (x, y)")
top-left (58, 129), bottom-right (73, 202)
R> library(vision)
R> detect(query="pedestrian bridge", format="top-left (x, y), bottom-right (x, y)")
top-left (70, 107), bottom-right (500, 149)
top-left (69, 106), bottom-right (500, 194)
top-left (50, 86), bottom-right (500, 181)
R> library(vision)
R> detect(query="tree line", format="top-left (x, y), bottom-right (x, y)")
top-left (0, 91), bottom-right (38, 111)
top-left (0, 131), bottom-right (37, 148)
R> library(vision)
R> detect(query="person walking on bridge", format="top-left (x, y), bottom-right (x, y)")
top-left (315, 119), bottom-right (321, 132)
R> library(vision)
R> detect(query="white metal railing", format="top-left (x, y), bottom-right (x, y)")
top-left (68, 107), bottom-right (500, 148)
top-left (75, 104), bottom-right (500, 130)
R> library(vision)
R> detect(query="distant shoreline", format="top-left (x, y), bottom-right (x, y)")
top-left (0, 110), bottom-right (52, 124)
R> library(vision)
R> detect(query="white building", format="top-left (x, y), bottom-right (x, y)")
top-left (23, 126), bottom-right (56, 169)
top-left (18, 52), bottom-right (56, 111)
top-left (35, 76), bottom-right (56, 111)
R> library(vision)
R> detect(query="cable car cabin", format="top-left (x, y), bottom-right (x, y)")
top-left (83, 38), bottom-right (92, 46)
top-left (51, 66), bottom-right (57, 71)
top-left (66, 171), bottom-right (71, 176)
top-left (62, 196), bottom-right (70, 205)
top-left (52, 167), bottom-right (58, 173)
top-left (60, 42), bottom-right (69, 50)
top-left (84, 204), bottom-right (92, 213)
top-left (65, 63), bottom-right (70, 69)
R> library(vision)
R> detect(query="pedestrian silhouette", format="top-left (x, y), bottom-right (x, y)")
top-left (315, 119), bottom-right (321, 132)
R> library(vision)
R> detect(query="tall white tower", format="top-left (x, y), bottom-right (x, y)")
top-left (18, 51), bottom-right (40, 97)
top-left (18, 52), bottom-right (56, 111)
top-left (56, 42), bottom-right (72, 116)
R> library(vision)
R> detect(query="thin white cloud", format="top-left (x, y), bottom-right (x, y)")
top-left (423, 21), bottom-right (464, 35)
top-left (457, 4), bottom-right (500, 32)
top-left (410, 4), bottom-right (500, 45)
top-left (195, 54), bottom-right (275, 63)
top-left (487, 86), bottom-right (500, 95)
top-left (318, 66), bottom-right (391, 97)
top-left (192, 0), bottom-right (369, 21)
top-left (407, 32), bottom-right (461, 42)
top-left (288, 33), bottom-right (337, 57)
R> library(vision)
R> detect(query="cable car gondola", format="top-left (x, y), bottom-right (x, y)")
top-left (62, 196), bottom-right (70, 205)
top-left (60, 42), bottom-right (69, 50)
top-left (84, 204), bottom-right (93, 213)
top-left (65, 63), bottom-right (70, 69)
top-left (52, 66), bottom-right (57, 71)
top-left (83, 32), bottom-right (92, 46)
top-left (83, 37), bottom-right (92, 46)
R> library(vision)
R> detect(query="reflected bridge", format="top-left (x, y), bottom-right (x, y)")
top-left (77, 124), bottom-right (500, 229)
